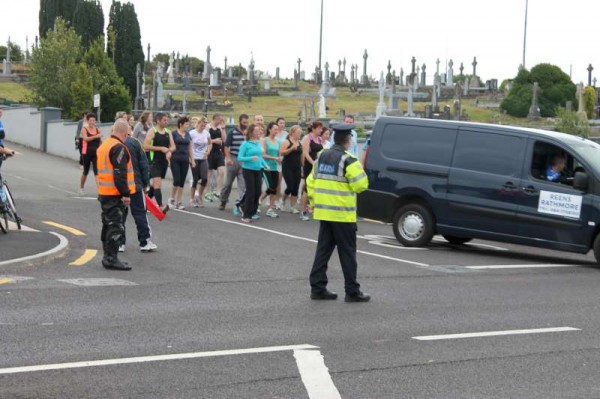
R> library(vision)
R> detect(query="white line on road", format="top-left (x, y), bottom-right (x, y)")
top-left (177, 209), bottom-right (431, 267)
top-left (3, 173), bottom-right (79, 196)
top-left (466, 264), bottom-right (581, 270)
top-left (294, 349), bottom-right (342, 399)
top-left (412, 327), bottom-right (580, 341)
top-left (0, 232), bottom-right (68, 267)
top-left (0, 344), bottom-right (319, 375)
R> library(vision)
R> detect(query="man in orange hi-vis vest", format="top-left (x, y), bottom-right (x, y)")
top-left (97, 120), bottom-right (136, 270)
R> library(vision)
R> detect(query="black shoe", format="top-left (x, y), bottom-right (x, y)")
top-left (161, 205), bottom-right (170, 215)
top-left (345, 292), bottom-right (370, 302)
top-left (310, 290), bottom-right (338, 300)
top-left (102, 257), bottom-right (132, 271)
top-left (219, 201), bottom-right (226, 210)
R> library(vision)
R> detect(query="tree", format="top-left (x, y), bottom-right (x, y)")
top-left (107, 1), bottom-right (144, 99)
top-left (584, 86), bottom-right (597, 119)
top-left (0, 43), bottom-right (24, 63)
top-left (83, 38), bottom-right (131, 122)
top-left (29, 18), bottom-right (81, 116)
top-left (39, 0), bottom-right (78, 39)
top-left (70, 62), bottom-right (93, 119)
top-left (187, 57), bottom-right (204, 76)
top-left (232, 64), bottom-right (247, 78)
top-left (501, 64), bottom-right (576, 118)
top-left (72, 0), bottom-right (104, 50)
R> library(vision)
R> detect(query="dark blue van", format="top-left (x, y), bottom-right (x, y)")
top-left (358, 117), bottom-right (600, 262)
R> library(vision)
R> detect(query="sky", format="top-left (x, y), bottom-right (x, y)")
top-left (3, 0), bottom-right (599, 85)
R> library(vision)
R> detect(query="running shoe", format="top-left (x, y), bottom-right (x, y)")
top-left (252, 214), bottom-right (260, 220)
top-left (212, 192), bottom-right (220, 199)
top-left (140, 241), bottom-right (158, 252)
top-left (118, 245), bottom-right (125, 253)
top-left (190, 199), bottom-right (199, 208)
top-left (78, 188), bottom-right (85, 196)
top-left (168, 198), bottom-right (176, 207)
top-left (275, 200), bottom-right (283, 210)
top-left (300, 212), bottom-right (310, 221)
top-left (176, 203), bottom-right (185, 210)
top-left (218, 201), bottom-right (226, 210)
top-left (240, 217), bottom-right (252, 223)
top-left (204, 192), bottom-right (214, 202)
top-left (233, 206), bottom-right (241, 216)
top-left (291, 206), bottom-right (300, 214)
top-left (161, 204), bottom-right (170, 214)
top-left (266, 208), bottom-right (279, 218)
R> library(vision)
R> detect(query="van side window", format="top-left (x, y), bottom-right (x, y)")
top-left (530, 141), bottom-right (583, 186)
top-left (452, 131), bottom-right (523, 176)
top-left (380, 124), bottom-right (456, 167)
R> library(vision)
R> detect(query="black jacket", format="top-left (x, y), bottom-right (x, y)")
top-left (125, 136), bottom-right (150, 192)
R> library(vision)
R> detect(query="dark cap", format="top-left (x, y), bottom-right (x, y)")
top-left (331, 123), bottom-right (355, 137)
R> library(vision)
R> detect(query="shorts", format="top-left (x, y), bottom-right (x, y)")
top-left (82, 153), bottom-right (98, 176)
top-left (208, 153), bottom-right (225, 170)
top-left (150, 160), bottom-right (169, 179)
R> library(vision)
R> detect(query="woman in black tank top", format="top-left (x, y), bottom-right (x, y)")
top-left (300, 121), bottom-right (324, 221)
top-left (280, 126), bottom-right (304, 213)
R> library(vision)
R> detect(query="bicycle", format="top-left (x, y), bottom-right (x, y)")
top-left (0, 154), bottom-right (22, 233)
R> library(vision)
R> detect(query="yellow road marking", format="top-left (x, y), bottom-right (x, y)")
top-left (69, 250), bottom-right (98, 266)
top-left (0, 278), bottom-right (14, 285)
top-left (43, 221), bottom-right (86, 236)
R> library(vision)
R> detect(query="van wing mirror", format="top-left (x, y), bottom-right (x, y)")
top-left (573, 171), bottom-right (589, 191)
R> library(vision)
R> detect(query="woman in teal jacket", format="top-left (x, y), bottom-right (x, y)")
top-left (237, 124), bottom-right (269, 223)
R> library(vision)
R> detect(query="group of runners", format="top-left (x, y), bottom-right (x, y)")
top-left (74, 111), bottom-right (360, 223)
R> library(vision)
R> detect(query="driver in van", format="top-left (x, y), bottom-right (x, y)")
top-left (546, 155), bottom-right (566, 182)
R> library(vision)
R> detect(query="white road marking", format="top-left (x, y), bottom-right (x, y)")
top-left (466, 264), bottom-right (581, 270)
top-left (294, 349), bottom-right (342, 399)
top-left (0, 232), bottom-right (68, 267)
top-left (0, 344), bottom-right (318, 375)
top-left (177, 209), bottom-right (431, 267)
top-left (2, 173), bottom-right (79, 196)
top-left (432, 237), bottom-right (509, 251)
top-left (6, 221), bottom-right (39, 232)
top-left (57, 278), bottom-right (138, 287)
top-left (412, 327), bottom-right (580, 341)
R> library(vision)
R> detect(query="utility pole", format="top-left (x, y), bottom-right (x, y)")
top-left (522, 0), bottom-right (528, 69)
top-left (318, 0), bottom-right (324, 72)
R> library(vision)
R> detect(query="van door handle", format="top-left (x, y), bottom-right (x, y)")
top-left (502, 182), bottom-right (517, 190)
top-left (523, 186), bottom-right (538, 194)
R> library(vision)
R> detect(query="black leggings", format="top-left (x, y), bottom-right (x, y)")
top-left (283, 164), bottom-right (301, 197)
top-left (82, 153), bottom-right (98, 176)
top-left (170, 159), bottom-right (189, 188)
top-left (264, 170), bottom-right (279, 196)
top-left (191, 159), bottom-right (208, 188)
top-left (242, 169), bottom-right (262, 219)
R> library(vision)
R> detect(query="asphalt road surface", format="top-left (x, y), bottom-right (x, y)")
top-left (1, 143), bottom-right (600, 398)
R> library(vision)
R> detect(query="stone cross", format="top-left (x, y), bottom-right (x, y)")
top-left (407, 85), bottom-right (415, 117)
top-left (400, 68), bottom-right (404, 86)
top-left (386, 60), bottom-right (392, 84)
top-left (324, 62), bottom-right (330, 82)
top-left (224, 56), bottom-right (228, 71)
top-left (135, 63), bottom-right (142, 108)
top-left (376, 71), bottom-right (387, 119)
top-left (472, 57), bottom-right (478, 77)
top-left (338, 59), bottom-right (342, 75)
top-left (527, 82), bottom-right (541, 121)
top-left (411, 56), bottom-right (416, 74)
top-left (6, 36), bottom-right (10, 62)
top-left (588, 64), bottom-right (594, 86)
top-left (416, 65), bottom-right (420, 86)
top-left (421, 63), bottom-right (426, 86)
top-left (362, 49), bottom-right (369, 84)
top-left (343, 58), bottom-right (346, 73)
top-left (297, 58), bottom-right (302, 76)
top-left (206, 46), bottom-right (212, 64)
top-left (350, 64), bottom-right (355, 83)
top-left (275, 67), bottom-right (280, 80)
top-left (147, 43), bottom-right (150, 64)
top-left (436, 58), bottom-right (440, 75)
top-left (460, 62), bottom-right (464, 76)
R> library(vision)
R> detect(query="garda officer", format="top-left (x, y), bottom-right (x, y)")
top-left (307, 124), bottom-right (370, 302)
top-left (97, 120), bottom-right (136, 270)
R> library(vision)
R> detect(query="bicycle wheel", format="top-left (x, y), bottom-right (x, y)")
top-left (0, 208), bottom-right (7, 234)
top-left (4, 184), bottom-right (21, 230)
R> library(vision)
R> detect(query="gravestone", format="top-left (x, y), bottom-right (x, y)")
top-left (264, 78), bottom-right (271, 91)
top-left (447, 59), bottom-right (454, 86)
top-left (228, 67), bottom-right (233, 79)
top-left (459, 62), bottom-right (464, 76)
top-left (167, 52), bottom-right (175, 84)
top-left (386, 60), bottom-right (392, 85)
top-left (421, 63), bottom-right (426, 86)
top-left (2, 37), bottom-right (11, 75)
top-left (588, 64), bottom-right (594, 86)
top-left (470, 57), bottom-right (481, 88)
top-left (135, 63), bottom-right (142, 109)
top-left (297, 58), bottom-right (302, 79)
top-left (319, 62), bottom-right (330, 95)
top-left (224, 56), bottom-right (228, 71)
top-left (436, 58), bottom-right (440, 75)
top-left (155, 71), bottom-right (164, 108)
top-left (319, 94), bottom-right (327, 118)
top-left (577, 83), bottom-right (587, 121)
top-left (407, 86), bottom-right (415, 117)
top-left (376, 72), bottom-right (386, 119)
top-left (293, 69), bottom-right (299, 88)
top-left (416, 66), bottom-right (421, 87)
top-left (400, 68), bottom-right (404, 86)
top-left (248, 56), bottom-right (255, 86)
top-left (210, 70), bottom-right (219, 87)
top-left (350, 65), bottom-right (355, 84)
top-left (453, 99), bottom-right (461, 121)
top-left (275, 67), bottom-right (280, 80)
top-left (463, 78), bottom-right (469, 96)
top-left (527, 82), bottom-right (541, 121)
top-left (147, 43), bottom-right (151, 64)
top-left (361, 49), bottom-right (369, 85)
top-left (237, 79), bottom-right (244, 96)
top-left (432, 74), bottom-right (439, 111)
top-left (203, 46), bottom-right (212, 80)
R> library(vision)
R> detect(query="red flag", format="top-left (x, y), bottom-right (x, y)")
top-left (145, 194), bottom-right (166, 221)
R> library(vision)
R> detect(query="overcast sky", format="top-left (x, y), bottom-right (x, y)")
top-left (3, 0), bottom-right (599, 85)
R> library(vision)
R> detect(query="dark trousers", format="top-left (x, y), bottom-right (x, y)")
top-left (122, 190), bottom-right (151, 247)
top-left (100, 197), bottom-right (126, 258)
top-left (242, 169), bottom-right (262, 219)
top-left (310, 221), bottom-right (360, 295)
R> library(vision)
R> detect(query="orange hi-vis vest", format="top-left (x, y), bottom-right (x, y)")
top-left (96, 137), bottom-right (136, 196)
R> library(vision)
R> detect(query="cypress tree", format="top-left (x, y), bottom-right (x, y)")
top-left (72, 0), bottom-right (104, 50)
top-left (107, 1), bottom-right (144, 99)
top-left (39, 0), bottom-right (78, 38)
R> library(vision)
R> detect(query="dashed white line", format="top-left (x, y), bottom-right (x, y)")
top-left (412, 327), bottom-right (580, 341)
top-left (466, 264), bottom-right (581, 270)
top-left (294, 349), bottom-right (342, 399)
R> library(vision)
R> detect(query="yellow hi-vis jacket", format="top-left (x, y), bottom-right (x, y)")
top-left (307, 144), bottom-right (369, 223)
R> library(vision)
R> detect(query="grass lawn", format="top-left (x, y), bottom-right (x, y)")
top-left (0, 81), bottom-right (32, 102)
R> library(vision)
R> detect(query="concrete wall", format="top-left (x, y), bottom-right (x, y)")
top-left (46, 120), bottom-right (112, 161)
top-left (2, 106), bottom-right (42, 149)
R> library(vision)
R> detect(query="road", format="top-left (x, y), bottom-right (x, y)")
top-left (1, 143), bottom-right (600, 398)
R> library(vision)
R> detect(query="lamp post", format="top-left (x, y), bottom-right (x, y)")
top-left (522, 0), bottom-right (528, 69)
top-left (318, 0), bottom-right (323, 73)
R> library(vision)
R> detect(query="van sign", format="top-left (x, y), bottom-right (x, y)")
top-left (538, 191), bottom-right (582, 219)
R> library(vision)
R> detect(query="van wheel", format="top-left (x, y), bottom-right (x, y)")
top-left (593, 234), bottom-right (600, 264)
top-left (393, 204), bottom-right (435, 247)
top-left (443, 235), bottom-right (473, 245)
